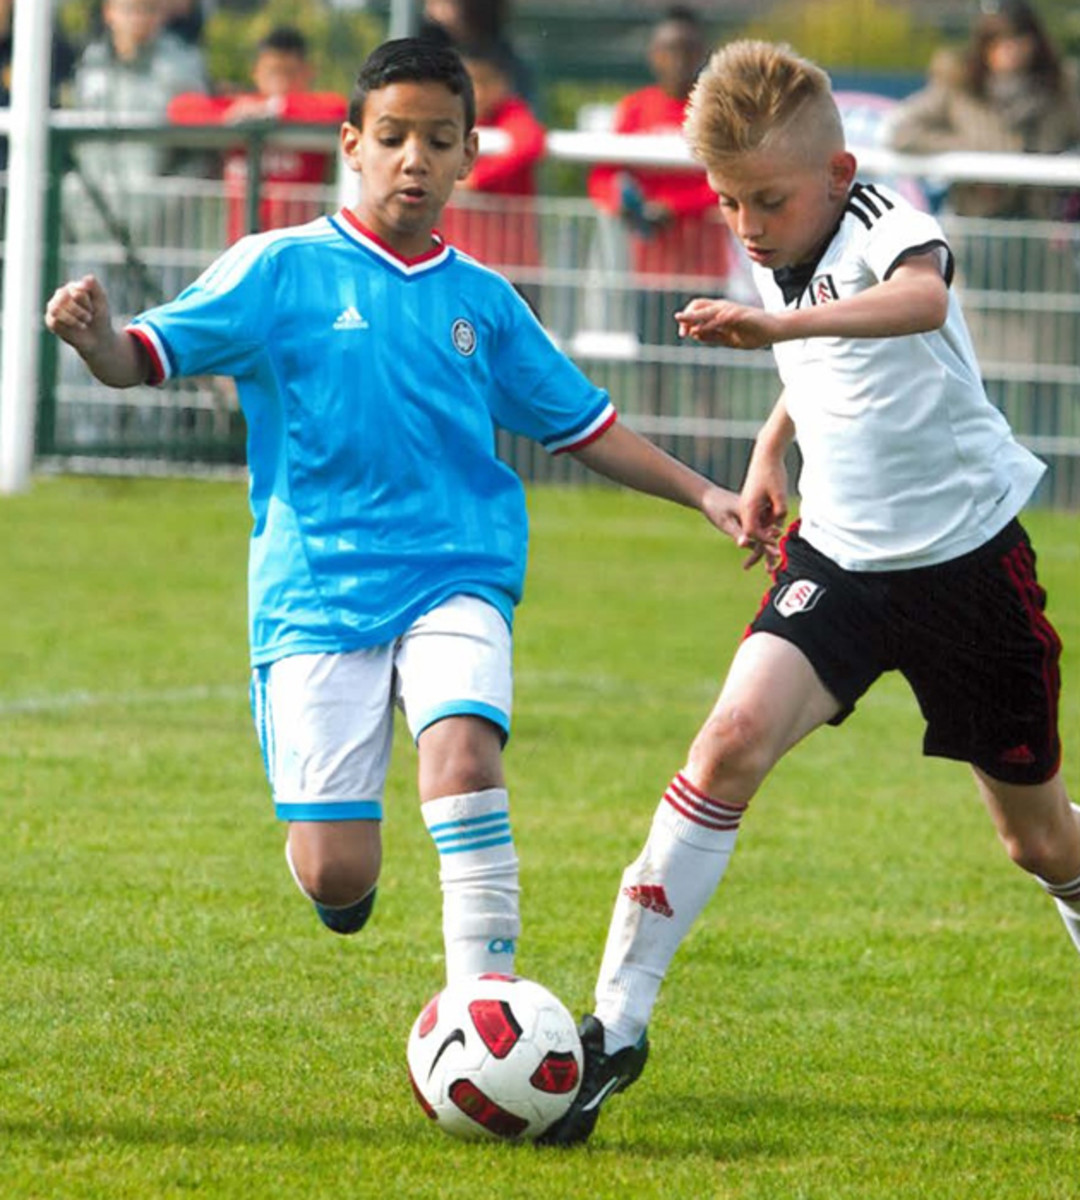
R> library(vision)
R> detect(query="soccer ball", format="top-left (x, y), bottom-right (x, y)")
top-left (406, 973), bottom-right (583, 1142)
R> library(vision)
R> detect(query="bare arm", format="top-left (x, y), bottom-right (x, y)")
top-left (44, 275), bottom-right (151, 388)
top-left (740, 393), bottom-right (794, 546)
top-left (677, 253), bottom-right (949, 349)
top-left (571, 419), bottom-right (774, 565)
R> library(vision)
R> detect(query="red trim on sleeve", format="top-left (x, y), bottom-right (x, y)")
top-left (552, 409), bottom-right (617, 455)
top-left (127, 327), bottom-right (165, 386)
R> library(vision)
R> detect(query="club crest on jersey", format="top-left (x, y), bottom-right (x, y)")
top-left (774, 579), bottom-right (825, 617)
top-left (451, 318), bottom-right (477, 357)
top-left (810, 274), bottom-right (839, 304)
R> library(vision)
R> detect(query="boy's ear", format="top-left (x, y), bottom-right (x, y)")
top-left (828, 150), bottom-right (857, 197)
top-left (457, 129), bottom-right (480, 181)
top-left (341, 121), bottom-right (362, 173)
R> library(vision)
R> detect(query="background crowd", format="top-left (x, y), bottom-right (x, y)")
top-left (4, 0), bottom-right (1079, 293)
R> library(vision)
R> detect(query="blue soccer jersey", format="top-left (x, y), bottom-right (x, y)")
top-left (129, 211), bottom-right (616, 665)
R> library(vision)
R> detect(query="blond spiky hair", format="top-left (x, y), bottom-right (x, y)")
top-left (684, 40), bottom-right (844, 171)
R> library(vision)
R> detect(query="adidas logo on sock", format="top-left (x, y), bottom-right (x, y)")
top-left (623, 884), bottom-right (673, 918)
top-left (333, 305), bottom-right (369, 331)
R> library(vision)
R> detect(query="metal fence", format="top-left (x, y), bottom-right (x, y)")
top-left (26, 124), bottom-right (1080, 508)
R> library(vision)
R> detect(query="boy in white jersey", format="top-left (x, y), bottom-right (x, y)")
top-left (44, 40), bottom-right (760, 987)
top-left (542, 39), bottom-right (1080, 1147)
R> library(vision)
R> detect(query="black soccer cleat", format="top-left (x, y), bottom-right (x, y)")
top-left (537, 1014), bottom-right (649, 1146)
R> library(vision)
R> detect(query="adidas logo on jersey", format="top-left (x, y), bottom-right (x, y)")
top-left (333, 305), bottom-right (369, 331)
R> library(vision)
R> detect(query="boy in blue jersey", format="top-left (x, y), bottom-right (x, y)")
top-left (45, 38), bottom-right (762, 986)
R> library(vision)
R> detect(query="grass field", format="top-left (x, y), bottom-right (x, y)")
top-left (1, 476), bottom-right (1077, 1200)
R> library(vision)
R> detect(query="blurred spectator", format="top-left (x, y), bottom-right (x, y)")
top-left (439, 43), bottom-right (545, 284)
top-left (586, 6), bottom-right (742, 342)
top-left (0, 0), bottom-right (77, 109)
top-left (169, 25), bottom-right (346, 243)
top-left (419, 0), bottom-right (534, 104)
top-left (64, 0), bottom-right (209, 308)
top-left (887, 0), bottom-right (1080, 218)
top-left (163, 0), bottom-right (204, 47)
top-left (68, 0), bottom-right (209, 187)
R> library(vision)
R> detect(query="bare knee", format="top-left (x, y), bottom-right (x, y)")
top-left (996, 818), bottom-right (1079, 880)
top-left (975, 770), bottom-right (1080, 881)
top-left (417, 716), bottom-right (505, 801)
top-left (687, 704), bottom-right (777, 803)
top-left (288, 822), bottom-right (381, 907)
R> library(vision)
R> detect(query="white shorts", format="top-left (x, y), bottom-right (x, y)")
top-left (251, 595), bottom-right (512, 822)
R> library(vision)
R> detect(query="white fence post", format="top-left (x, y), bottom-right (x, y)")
top-left (0, 0), bottom-right (53, 494)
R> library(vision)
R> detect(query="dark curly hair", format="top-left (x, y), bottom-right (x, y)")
top-left (348, 37), bottom-right (476, 132)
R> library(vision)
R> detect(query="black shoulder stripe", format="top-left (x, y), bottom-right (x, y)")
top-left (845, 181), bottom-right (895, 229)
top-left (884, 238), bottom-right (955, 287)
top-left (860, 182), bottom-right (894, 211)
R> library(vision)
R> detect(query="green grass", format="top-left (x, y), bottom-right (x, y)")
top-left (1, 476), bottom-right (1077, 1200)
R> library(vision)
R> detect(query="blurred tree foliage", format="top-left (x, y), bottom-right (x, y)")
top-left (741, 0), bottom-right (940, 72)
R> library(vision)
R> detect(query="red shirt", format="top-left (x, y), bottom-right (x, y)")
top-left (168, 91), bottom-right (346, 243)
top-left (439, 95), bottom-right (546, 269)
top-left (587, 85), bottom-right (734, 281)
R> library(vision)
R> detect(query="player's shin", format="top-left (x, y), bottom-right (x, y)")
top-left (423, 788), bottom-right (520, 982)
top-left (1037, 802), bottom-right (1080, 954)
top-left (593, 771), bottom-right (746, 1051)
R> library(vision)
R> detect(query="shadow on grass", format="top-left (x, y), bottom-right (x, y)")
top-left (2, 1091), bottom-right (1076, 1162)
top-left (556, 1089), bottom-right (1080, 1159)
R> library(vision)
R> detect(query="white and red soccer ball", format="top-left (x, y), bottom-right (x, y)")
top-left (406, 973), bottom-right (583, 1142)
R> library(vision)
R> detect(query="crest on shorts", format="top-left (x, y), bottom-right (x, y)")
top-left (774, 579), bottom-right (825, 617)
top-left (451, 318), bottom-right (477, 357)
top-left (810, 274), bottom-right (839, 304)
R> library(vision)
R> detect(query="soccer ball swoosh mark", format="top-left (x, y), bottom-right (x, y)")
top-left (427, 1028), bottom-right (467, 1080)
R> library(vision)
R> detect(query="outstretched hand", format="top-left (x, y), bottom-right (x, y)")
top-left (701, 484), bottom-right (780, 571)
top-left (676, 297), bottom-right (779, 351)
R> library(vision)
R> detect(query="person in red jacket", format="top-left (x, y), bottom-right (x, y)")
top-left (588, 6), bottom-right (741, 341)
top-left (438, 43), bottom-right (546, 290)
top-left (169, 26), bottom-right (346, 243)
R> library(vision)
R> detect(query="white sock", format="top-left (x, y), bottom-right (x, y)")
top-left (423, 788), bottom-right (520, 982)
top-left (594, 771), bottom-right (746, 1052)
top-left (1039, 804), bottom-right (1080, 954)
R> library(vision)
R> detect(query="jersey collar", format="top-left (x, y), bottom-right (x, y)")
top-left (332, 209), bottom-right (452, 275)
top-left (772, 209), bottom-right (845, 305)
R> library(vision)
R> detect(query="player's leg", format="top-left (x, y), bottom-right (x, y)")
top-left (252, 648), bottom-right (394, 934)
top-left (398, 596), bottom-right (520, 982)
top-left (541, 633), bottom-right (841, 1147)
top-left (286, 819), bottom-right (383, 935)
top-left (900, 520), bottom-right (1077, 955)
top-left (593, 632), bottom-right (841, 1046)
top-left (972, 768), bottom-right (1080, 953)
top-left (542, 526), bottom-right (889, 1146)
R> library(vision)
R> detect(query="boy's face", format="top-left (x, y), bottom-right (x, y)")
top-left (252, 49), bottom-right (314, 99)
top-left (707, 146), bottom-right (856, 270)
top-left (341, 80), bottom-right (478, 258)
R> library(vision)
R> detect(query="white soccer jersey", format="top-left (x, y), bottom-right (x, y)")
top-left (753, 181), bottom-right (1045, 570)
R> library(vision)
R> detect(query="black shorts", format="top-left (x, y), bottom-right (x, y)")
top-left (748, 520), bottom-right (1063, 784)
